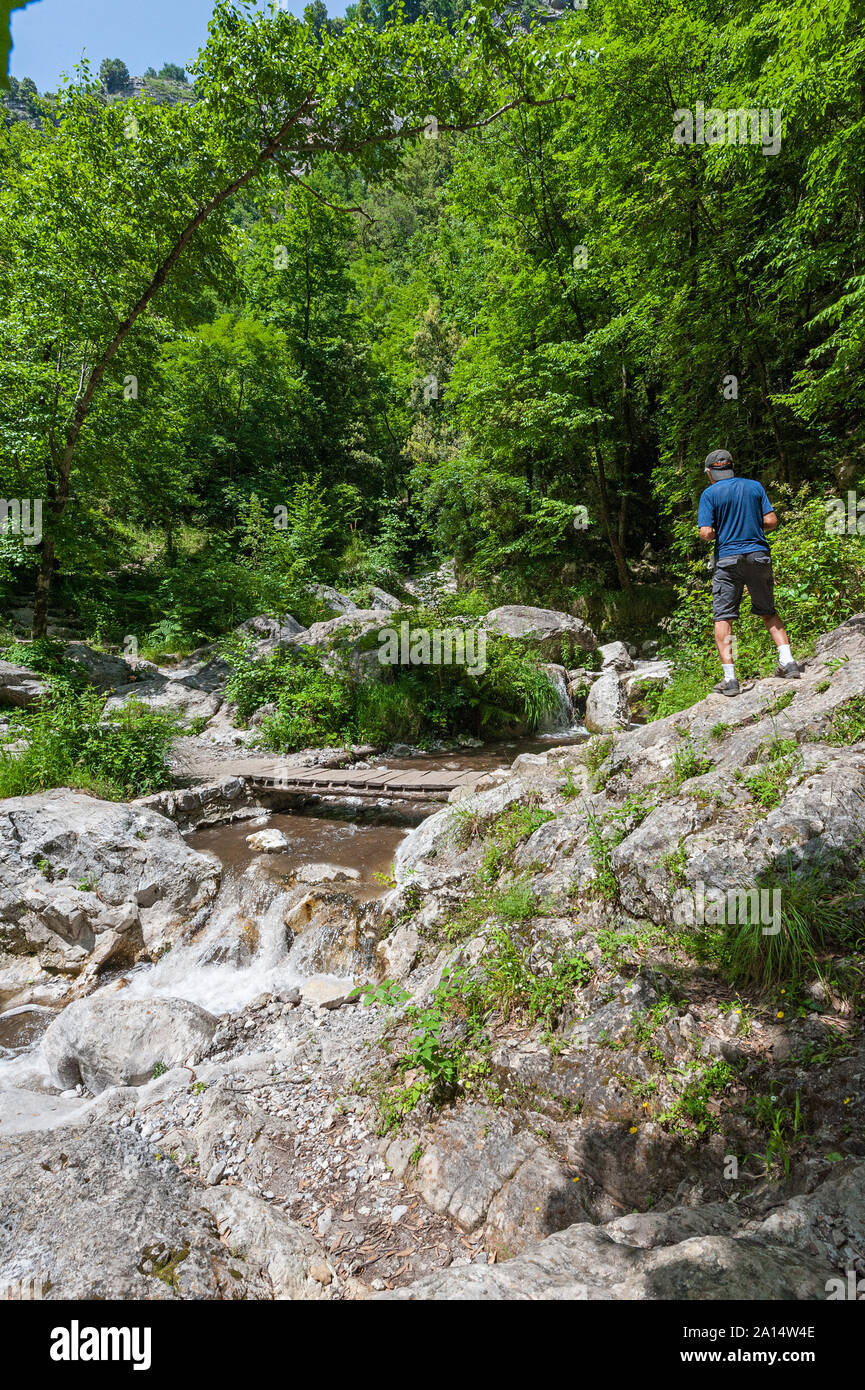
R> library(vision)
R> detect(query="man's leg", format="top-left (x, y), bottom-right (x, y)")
top-left (762, 613), bottom-right (799, 675)
top-left (712, 563), bottom-right (742, 694)
top-left (714, 619), bottom-right (734, 665)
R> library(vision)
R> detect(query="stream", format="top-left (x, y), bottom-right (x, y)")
top-left (0, 731), bottom-right (585, 1129)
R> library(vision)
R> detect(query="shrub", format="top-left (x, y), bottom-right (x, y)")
top-left (0, 687), bottom-right (177, 799)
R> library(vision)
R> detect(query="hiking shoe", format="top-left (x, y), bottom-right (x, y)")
top-left (713, 678), bottom-right (740, 697)
top-left (773, 661), bottom-right (801, 679)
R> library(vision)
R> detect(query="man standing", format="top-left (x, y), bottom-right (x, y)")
top-left (698, 449), bottom-right (800, 696)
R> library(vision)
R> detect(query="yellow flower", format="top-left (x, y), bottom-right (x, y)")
top-left (572, 1176), bottom-right (580, 1182)
top-left (776, 1011), bottom-right (784, 1019)
top-left (629, 1126), bottom-right (638, 1134)
top-left (843, 1097), bottom-right (851, 1105)
top-left (780, 989), bottom-right (786, 995)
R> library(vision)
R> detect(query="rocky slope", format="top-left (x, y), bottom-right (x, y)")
top-left (1, 616), bottom-right (863, 1300)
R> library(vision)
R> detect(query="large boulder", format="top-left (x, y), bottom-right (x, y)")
top-left (103, 672), bottom-right (222, 723)
top-left (42, 993), bottom-right (218, 1092)
top-left (300, 610), bottom-right (387, 650)
top-left (0, 660), bottom-right (49, 708)
top-left (63, 643), bottom-right (135, 691)
top-left (598, 640), bottom-right (633, 672)
top-left (0, 792), bottom-right (220, 985)
top-left (585, 669), bottom-right (631, 732)
top-left (308, 584), bottom-right (358, 616)
top-left (485, 606), bottom-right (597, 660)
top-left (234, 613), bottom-right (305, 658)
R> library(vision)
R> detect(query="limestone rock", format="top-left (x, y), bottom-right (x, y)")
top-left (484, 606), bottom-right (597, 660)
top-left (42, 993), bottom-right (218, 1092)
top-left (585, 669), bottom-right (630, 732)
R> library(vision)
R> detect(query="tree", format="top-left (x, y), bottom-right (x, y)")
top-left (99, 58), bottom-right (130, 93)
top-left (0, 1), bottom-right (577, 633)
top-left (158, 62), bottom-right (188, 83)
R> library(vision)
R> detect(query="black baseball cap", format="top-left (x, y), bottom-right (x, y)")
top-left (704, 449), bottom-right (734, 471)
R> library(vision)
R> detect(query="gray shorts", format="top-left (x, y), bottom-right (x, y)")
top-left (712, 552), bottom-right (776, 620)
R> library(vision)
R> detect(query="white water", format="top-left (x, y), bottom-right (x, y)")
top-left (122, 862), bottom-right (328, 1015)
top-left (0, 857), bottom-right (357, 1133)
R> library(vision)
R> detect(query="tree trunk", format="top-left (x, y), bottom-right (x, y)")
top-left (32, 535), bottom-right (56, 638)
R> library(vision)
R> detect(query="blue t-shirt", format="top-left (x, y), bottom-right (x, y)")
top-left (698, 477), bottom-right (773, 558)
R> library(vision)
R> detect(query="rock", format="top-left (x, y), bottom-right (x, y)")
top-left (368, 587), bottom-right (403, 612)
top-left (585, 669), bottom-right (631, 732)
top-left (301, 610), bottom-right (387, 650)
top-left (623, 660), bottom-right (672, 705)
top-left (246, 828), bottom-right (290, 853)
top-left (640, 640), bottom-right (659, 659)
top-left (103, 672), bottom-right (222, 723)
top-left (200, 1187), bottom-right (335, 1299)
top-left (42, 994), bottom-right (218, 1093)
top-left (0, 1124), bottom-right (267, 1299)
top-left (0, 659), bottom-right (50, 708)
top-left (63, 643), bottom-right (134, 691)
top-left (308, 584), bottom-right (359, 616)
top-left (0, 791), bottom-right (220, 973)
top-left (292, 862), bottom-right (361, 884)
top-left (378, 1225), bottom-right (834, 1301)
top-left (598, 640), bottom-right (634, 672)
top-left (234, 613), bottom-right (305, 658)
top-left (377, 922), bottom-right (420, 981)
top-left (300, 977), bottom-right (351, 1009)
top-left (484, 606), bottom-right (597, 660)
top-left (403, 1104), bottom-right (586, 1253)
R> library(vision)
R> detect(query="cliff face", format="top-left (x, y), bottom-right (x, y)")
top-left (0, 72), bottom-right (196, 130)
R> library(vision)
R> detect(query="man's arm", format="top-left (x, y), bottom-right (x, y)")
top-left (763, 511), bottom-right (779, 531)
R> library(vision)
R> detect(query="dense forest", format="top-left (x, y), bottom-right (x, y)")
top-left (2, 0), bottom-right (865, 757)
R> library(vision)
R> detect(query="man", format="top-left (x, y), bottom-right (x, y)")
top-left (698, 449), bottom-right (800, 696)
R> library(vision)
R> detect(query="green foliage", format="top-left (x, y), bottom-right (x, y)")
top-left (671, 741), bottom-right (713, 787)
top-left (719, 852), bottom-right (863, 988)
top-left (741, 736), bottom-right (800, 809)
top-left (349, 979), bottom-right (412, 1008)
top-left (820, 695), bottom-right (865, 746)
top-left (0, 686), bottom-right (177, 799)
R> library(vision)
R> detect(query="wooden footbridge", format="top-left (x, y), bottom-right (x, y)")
top-left (245, 762), bottom-right (484, 804)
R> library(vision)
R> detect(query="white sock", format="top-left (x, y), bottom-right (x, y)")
top-left (777, 644), bottom-right (793, 667)
top-left (723, 663), bottom-right (735, 681)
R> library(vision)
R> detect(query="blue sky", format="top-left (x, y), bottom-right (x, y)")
top-left (10, 0), bottom-right (350, 91)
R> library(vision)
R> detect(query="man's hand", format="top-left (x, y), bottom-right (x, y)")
top-left (699, 525), bottom-right (716, 541)
top-left (763, 511), bottom-right (778, 531)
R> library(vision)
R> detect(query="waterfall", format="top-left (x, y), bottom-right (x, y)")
top-left (538, 662), bottom-right (574, 734)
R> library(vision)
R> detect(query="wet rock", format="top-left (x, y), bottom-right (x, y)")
top-left (43, 994), bottom-right (218, 1093)
top-left (292, 862), bottom-right (361, 884)
top-left (246, 828), bottom-right (290, 853)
